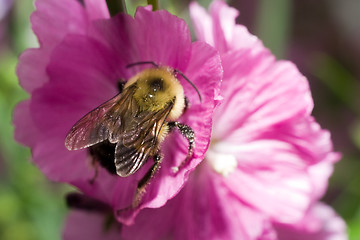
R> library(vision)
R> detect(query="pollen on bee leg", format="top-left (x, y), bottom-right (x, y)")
top-left (206, 142), bottom-right (237, 177)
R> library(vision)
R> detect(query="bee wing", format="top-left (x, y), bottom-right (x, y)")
top-left (114, 142), bottom-right (153, 177)
top-left (65, 86), bottom-right (136, 150)
top-left (114, 103), bottom-right (174, 177)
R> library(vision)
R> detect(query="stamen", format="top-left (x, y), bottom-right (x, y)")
top-left (206, 141), bottom-right (237, 177)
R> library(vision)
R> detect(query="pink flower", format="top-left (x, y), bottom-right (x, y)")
top-left (63, 201), bottom-right (347, 240)
top-left (14, 0), bottom-right (222, 224)
top-left (62, 1), bottom-right (347, 239)
top-left (190, 0), bottom-right (341, 225)
top-left (274, 203), bottom-right (348, 240)
top-left (16, 0), bottom-right (346, 238)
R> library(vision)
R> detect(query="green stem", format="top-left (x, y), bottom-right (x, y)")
top-left (106, 0), bottom-right (127, 16)
top-left (147, 0), bottom-right (159, 11)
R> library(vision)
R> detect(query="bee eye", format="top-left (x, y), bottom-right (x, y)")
top-left (149, 78), bottom-right (164, 92)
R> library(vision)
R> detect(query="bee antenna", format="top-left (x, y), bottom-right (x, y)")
top-left (174, 70), bottom-right (202, 103)
top-left (126, 61), bottom-right (159, 68)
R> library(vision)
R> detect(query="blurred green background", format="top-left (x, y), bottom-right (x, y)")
top-left (0, 0), bottom-right (359, 239)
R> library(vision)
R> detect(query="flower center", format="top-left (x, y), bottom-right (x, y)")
top-left (206, 140), bottom-right (238, 177)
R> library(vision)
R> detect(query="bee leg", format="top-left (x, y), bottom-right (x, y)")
top-left (132, 153), bottom-right (163, 208)
top-left (168, 122), bottom-right (195, 173)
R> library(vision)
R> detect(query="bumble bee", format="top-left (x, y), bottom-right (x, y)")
top-left (65, 62), bottom-right (199, 207)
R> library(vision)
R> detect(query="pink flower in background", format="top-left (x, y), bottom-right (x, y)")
top-left (14, 0), bottom-right (222, 224)
top-left (0, 0), bottom-right (13, 49)
top-left (62, 1), bottom-right (347, 239)
top-left (274, 203), bottom-right (347, 240)
top-left (0, 0), bottom-right (13, 20)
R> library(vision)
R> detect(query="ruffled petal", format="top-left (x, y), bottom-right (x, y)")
top-left (122, 164), bottom-right (276, 240)
top-left (189, 1), bottom-right (215, 46)
top-left (191, 0), bottom-right (340, 231)
top-left (17, 48), bottom-right (51, 93)
top-left (31, 0), bottom-right (87, 48)
top-left (308, 152), bottom-right (340, 200)
top-left (190, 0), bottom-right (264, 54)
top-left (173, 167), bottom-right (275, 240)
top-left (206, 43), bottom-right (336, 223)
top-left (208, 117), bottom-right (339, 223)
top-left (274, 203), bottom-right (348, 240)
top-left (89, 7), bottom-right (192, 79)
top-left (221, 163), bottom-right (312, 224)
top-left (305, 121), bottom-right (341, 200)
top-left (18, 0), bottom-right (108, 93)
top-left (132, 8), bottom-right (192, 70)
top-left (212, 50), bottom-right (313, 141)
top-left (83, 0), bottom-right (109, 20)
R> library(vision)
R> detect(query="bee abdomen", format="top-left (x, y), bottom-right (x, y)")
top-left (89, 140), bottom-right (117, 175)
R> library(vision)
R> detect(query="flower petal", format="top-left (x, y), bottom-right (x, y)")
top-left (17, 48), bottom-right (51, 93)
top-left (209, 118), bottom-right (338, 223)
top-left (63, 210), bottom-right (121, 240)
top-left (308, 152), bottom-right (340, 200)
top-left (221, 161), bottom-right (312, 223)
top-left (175, 167), bottom-right (275, 240)
top-left (83, 0), bottom-right (109, 20)
top-left (122, 165), bottom-right (276, 240)
top-left (31, 0), bottom-right (87, 48)
top-left (120, 198), bottom-right (178, 240)
top-left (15, 34), bottom-right (121, 200)
top-left (212, 50), bottom-right (313, 141)
top-left (274, 203), bottom-right (348, 240)
top-left (18, 0), bottom-right (107, 93)
top-left (190, 0), bottom-right (263, 54)
top-left (90, 7), bottom-right (192, 77)
top-left (189, 1), bottom-right (215, 46)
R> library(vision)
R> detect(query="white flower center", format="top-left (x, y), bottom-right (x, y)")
top-left (206, 141), bottom-right (238, 177)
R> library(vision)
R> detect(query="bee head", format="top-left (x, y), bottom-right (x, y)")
top-left (126, 68), bottom-right (185, 119)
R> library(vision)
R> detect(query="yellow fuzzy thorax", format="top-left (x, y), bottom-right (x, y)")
top-left (125, 67), bottom-right (185, 120)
